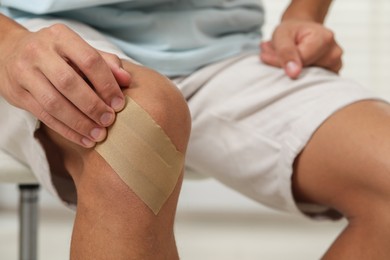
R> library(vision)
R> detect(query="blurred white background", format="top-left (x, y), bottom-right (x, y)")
top-left (1, 0), bottom-right (390, 259)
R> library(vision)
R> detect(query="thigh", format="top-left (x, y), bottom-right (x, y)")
top-left (183, 54), bottom-right (381, 217)
top-left (293, 100), bottom-right (390, 218)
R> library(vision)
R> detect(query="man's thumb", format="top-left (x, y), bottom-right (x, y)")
top-left (284, 60), bottom-right (302, 79)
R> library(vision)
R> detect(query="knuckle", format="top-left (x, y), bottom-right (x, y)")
top-left (9, 87), bottom-right (26, 104)
top-left (45, 23), bottom-right (70, 38)
top-left (7, 90), bottom-right (25, 108)
top-left (38, 109), bottom-right (55, 126)
top-left (23, 41), bottom-right (43, 59)
top-left (81, 51), bottom-right (101, 70)
top-left (7, 60), bottom-right (28, 79)
top-left (14, 59), bottom-right (28, 72)
top-left (336, 61), bottom-right (343, 71)
top-left (278, 45), bottom-right (290, 54)
top-left (112, 55), bottom-right (122, 66)
top-left (112, 54), bottom-right (121, 64)
top-left (277, 45), bottom-right (295, 59)
top-left (85, 100), bottom-right (101, 116)
top-left (335, 46), bottom-right (344, 58)
top-left (99, 81), bottom-right (116, 93)
top-left (329, 48), bottom-right (343, 64)
top-left (56, 70), bottom-right (76, 90)
top-left (323, 30), bottom-right (335, 44)
top-left (72, 117), bottom-right (90, 134)
top-left (41, 94), bottom-right (61, 111)
top-left (105, 52), bottom-right (119, 62)
top-left (62, 127), bottom-right (78, 142)
top-left (333, 59), bottom-right (343, 71)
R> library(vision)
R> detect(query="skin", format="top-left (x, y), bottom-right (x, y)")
top-left (2, 0), bottom-right (390, 258)
top-left (260, 0), bottom-right (341, 79)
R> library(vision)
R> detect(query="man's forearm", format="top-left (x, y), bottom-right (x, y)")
top-left (282, 0), bottom-right (333, 23)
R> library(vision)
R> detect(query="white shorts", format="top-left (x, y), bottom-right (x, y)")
top-left (0, 18), bottom-right (380, 218)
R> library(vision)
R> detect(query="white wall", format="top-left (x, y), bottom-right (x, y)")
top-left (1, 0), bottom-right (390, 213)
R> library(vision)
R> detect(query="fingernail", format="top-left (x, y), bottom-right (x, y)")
top-left (286, 61), bottom-right (300, 75)
top-left (100, 112), bottom-right (114, 126)
top-left (81, 138), bottom-right (95, 148)
top-left (90, 128), bottom-right (105, 141)
top-left (111, 96), bottom-right (125, 111)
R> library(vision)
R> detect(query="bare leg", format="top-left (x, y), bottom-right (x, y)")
top-left (293, 100), bottom-right (390, 259)
top-left (38, 62), bottom-right (191, 259)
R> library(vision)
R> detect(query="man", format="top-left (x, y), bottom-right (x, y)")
top-left (1, 0), bottom-right (389, 259)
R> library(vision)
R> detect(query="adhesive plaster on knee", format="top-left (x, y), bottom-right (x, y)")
top-left (95, 96), bottom-right (184, 215)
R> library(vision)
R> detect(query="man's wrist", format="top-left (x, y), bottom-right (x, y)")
top-left (0, 14), bottom-right (27, 50)
top-left (0, 23), bottom-right (28, 65)
top-left (281, 0), bottom-right (333, 24)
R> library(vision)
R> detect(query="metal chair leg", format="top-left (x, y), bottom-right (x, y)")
top-left (18, 184), bottom-right (40, 260)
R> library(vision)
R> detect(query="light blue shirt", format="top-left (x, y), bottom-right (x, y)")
top-left (1, 0), bottom-right (264, 76)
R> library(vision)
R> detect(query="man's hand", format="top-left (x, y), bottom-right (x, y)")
top-left (0, 22), bottom-right (131, 148)
top-left (260, 20), bottom-right (343, 79)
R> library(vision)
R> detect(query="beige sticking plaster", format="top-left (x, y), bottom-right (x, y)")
top-left (95, 96), bottom-right (184, 214)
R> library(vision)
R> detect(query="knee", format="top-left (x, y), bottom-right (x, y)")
top-left (55, 62), bottom-right (191, 155)
top-left (331, 171), bottom-right (390, 225)
top-left (72, 64), bottom-right (189, 214)
top-left (121, 62), bottom-right (191, 154)
top-left (42, 62), bottom-right (191, 183)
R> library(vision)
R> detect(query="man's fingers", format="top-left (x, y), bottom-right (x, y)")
top-left (296, 28), bottom-right (342, 73)
top-left (99, 51), bottom-right (132, 88)
top-left (272, 30), bottom-right (302, 79)
top-left (26, 70), bottom-right (107, 143)
top-left (260, 41), bottom-right (280, 66)
top-left (296, 30), bottom-right (332, 66)
top-left (38, 53), bottom-right (116, 128)
top-left (68, 47), bottom-right (125, 111)
top-left (0, 23), bottom-right (127, 148)
top-left (54, 24), bottom-right (125, 112)
top-left (24, 94), bottom-right (96, 148)
top-left (260, 41), bottom-right (302, 78)
top-left (313, 45), bottom-right (343, 73)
